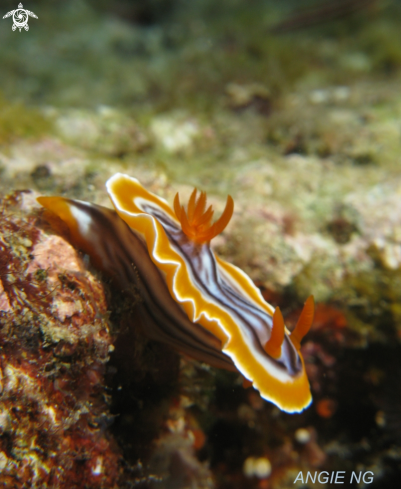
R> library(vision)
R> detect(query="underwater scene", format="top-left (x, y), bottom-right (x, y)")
top-left (1, 0), bottom-right (401, 487)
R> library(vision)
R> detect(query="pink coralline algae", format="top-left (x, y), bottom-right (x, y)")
top-left (0, 191), bottom-right (122, 488)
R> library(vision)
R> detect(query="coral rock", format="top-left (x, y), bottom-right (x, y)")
top-left (0, 191), bottom-right (121, 488)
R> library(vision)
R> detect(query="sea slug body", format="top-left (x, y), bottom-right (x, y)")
top-left (38, 173), bottom-right (314, 413)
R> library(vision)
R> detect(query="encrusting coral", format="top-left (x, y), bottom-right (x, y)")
top-left (0, 191), bottom-right (121, 488)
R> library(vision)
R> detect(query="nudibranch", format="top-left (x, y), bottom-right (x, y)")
top-left (38, 173), bottom-right (314, 412)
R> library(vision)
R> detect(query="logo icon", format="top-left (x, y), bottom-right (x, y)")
top-left (3, 3), bottom-right (38, 32)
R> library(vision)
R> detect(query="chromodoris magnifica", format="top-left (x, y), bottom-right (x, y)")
top-left (38, 173), bottom-right (314, 412)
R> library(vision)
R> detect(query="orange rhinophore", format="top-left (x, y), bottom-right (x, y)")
top-left (291, 295), bottom-right (315, 350)
top-left (264, 306), bottom-right (285, 359)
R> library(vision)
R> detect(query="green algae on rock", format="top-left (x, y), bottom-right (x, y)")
top-left (0, 95), bottom-right (52, 145)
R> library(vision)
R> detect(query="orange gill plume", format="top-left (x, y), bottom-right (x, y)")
top-left (174, 188), bottom-right (234, 243)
